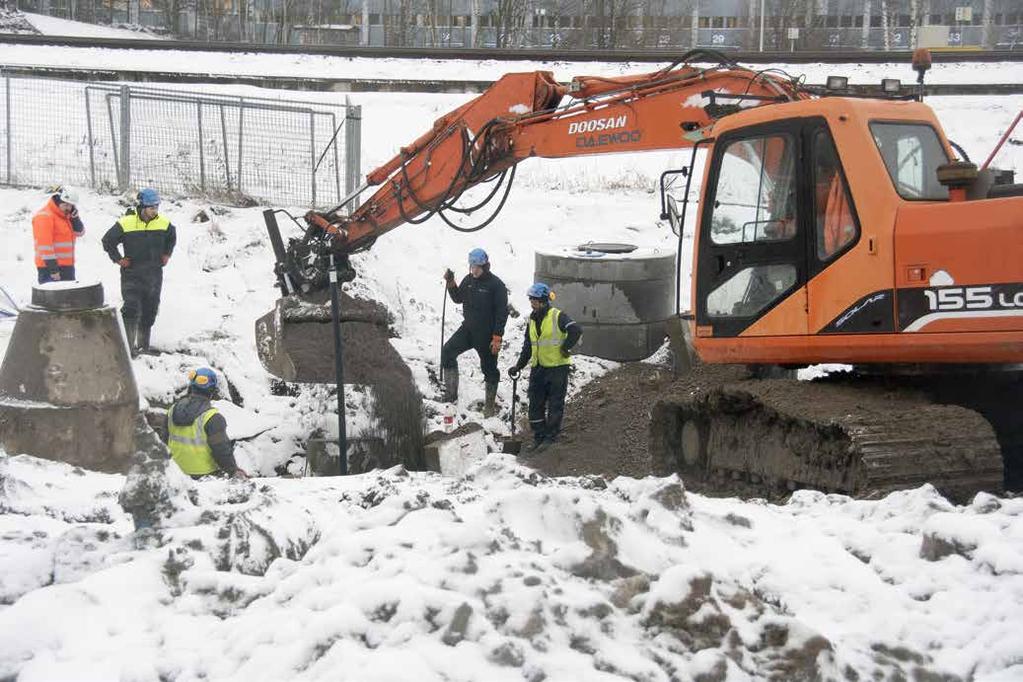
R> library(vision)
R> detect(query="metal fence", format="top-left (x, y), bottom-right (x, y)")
top-left (0, 73), bottom-right (361, 208)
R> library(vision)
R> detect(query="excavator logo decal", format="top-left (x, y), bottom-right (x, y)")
top-left (567, 115), bottom-right (628, 135)
top-left (898, 282), bottom-right (1023, 332)
top-left (568, 115), bottom-right (643, 149)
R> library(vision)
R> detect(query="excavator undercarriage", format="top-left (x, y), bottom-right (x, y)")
top-left (649, 365), bottom-right (1018, 503)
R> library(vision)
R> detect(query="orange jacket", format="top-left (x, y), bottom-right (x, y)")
top-left (32, 197), bottom-right (80, 268)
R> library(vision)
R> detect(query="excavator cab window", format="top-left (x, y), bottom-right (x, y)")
top-left (812, 129), bottom-right (860, 261)
top-left (869, 122), bottom-right (950, 200)
top-left (709, 134), bottom-right (799, 245)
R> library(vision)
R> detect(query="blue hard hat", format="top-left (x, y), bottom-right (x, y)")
top-left (527, 282), bottom-right (551, 300)
top-left (137, 188), bottom-right (160, 207)
top-left (468, 248), bottom-right (489, 266)
top-left (188, 367), bottom-right (218, 392)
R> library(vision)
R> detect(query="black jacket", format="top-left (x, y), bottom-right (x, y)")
top-left (101, 212), bottom-right (176, 268)
top-left (514, 305), bottom-right (582, 370)
top-left (447, 268), bottom-right (509, 339)
top-left (167, 391), bottom-right (237, 474)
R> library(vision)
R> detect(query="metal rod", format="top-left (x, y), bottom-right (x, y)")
top-left (440, 281), bottom-right (447, 382)
top-left (981, 109), bottom-right (1023, 170)
top-left (329, 181), bottom-right (370, 216)
top-left (328, 253), bottom-right (348, 476)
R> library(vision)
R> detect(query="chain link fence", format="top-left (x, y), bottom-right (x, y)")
top-left (0, 72), bottom-right (361, 208)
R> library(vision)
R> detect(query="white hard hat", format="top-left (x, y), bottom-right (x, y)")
top-left (58, 186), bottom-right (80, 205)
top-left (48, 184), bottom-right (79, 205)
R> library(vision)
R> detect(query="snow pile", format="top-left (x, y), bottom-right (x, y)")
top-left (20, 12), bottom-right (167, 39)
top-left (0, 7), bottom-right (37, 34)
top-left (2, 452), bottom-right (1022, 680)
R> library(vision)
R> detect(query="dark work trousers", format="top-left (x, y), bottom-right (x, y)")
top-left (121, 266), bottom-right (164, 328)
top-left (441, 324), bottom-right (500, 385)
top-left (527, 364), bottom-right (570, 442)
top-left (36, 265), bottom-right (75, 284)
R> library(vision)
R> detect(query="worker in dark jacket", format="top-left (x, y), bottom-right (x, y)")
top-left (441, 247), bottom-right (509, 416)
top-left (101, 188), bottom-right (176, 356)
top-left (167, 367), bottom-right (246, 479)
top-left (508, 282), bottom-right (582, 453)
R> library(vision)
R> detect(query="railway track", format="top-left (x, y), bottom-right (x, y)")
top-left (0, 63), bottom-right (1020, 96)
top-left (0, 32), bottom-right (1021, 63)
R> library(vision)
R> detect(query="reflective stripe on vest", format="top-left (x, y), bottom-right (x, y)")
top-left (529, 307), bottom-right (570, 368)
top-left (118, 214), bottom-right (170, 233)
top-left (168, 406), bottom-right (219, 476)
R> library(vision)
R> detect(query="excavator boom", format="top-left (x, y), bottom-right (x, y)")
top-left (311, 52), bottom-right (809, 257)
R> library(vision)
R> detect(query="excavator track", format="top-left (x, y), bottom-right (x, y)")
top-left (650, 373), bottom-right (1007, 503)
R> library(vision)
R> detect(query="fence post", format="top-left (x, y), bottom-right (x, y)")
top-left (84, 87), bottom-right (96, 189)
top-left (345, 101), bottom-right (362, 211)
top-left (5, 73), bottom-right (10, 185)
top-left (309, 111), bottom-right (316, 206)
top-left (197, 102), bottom-right (206, 192)
top-left (118, 84), bottom-right (131, 192)
top-left (331, 112), bottom-right (341, 205)
top-left (219, 104), bottom-right (231, 190)
top-left (237, 97), bottom-right (244, 196)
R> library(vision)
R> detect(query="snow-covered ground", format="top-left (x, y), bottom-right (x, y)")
top-left (19, 12), bottom-right (168, 39)
top-left (0, 48), bottom-right (1022, 680)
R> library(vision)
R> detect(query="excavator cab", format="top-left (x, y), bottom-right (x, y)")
top-left (656, 98), bottom-right (1023, 369)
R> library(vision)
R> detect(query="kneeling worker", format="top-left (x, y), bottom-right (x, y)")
top-left (507, 283), bottom-right (582, 452)
top-left (167, 367), bottom-right (247, 479)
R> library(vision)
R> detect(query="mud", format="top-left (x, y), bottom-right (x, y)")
top-left (279, 291), bottom-right (412, 387)
top-left (529, 362), bottom-right (1014, 502)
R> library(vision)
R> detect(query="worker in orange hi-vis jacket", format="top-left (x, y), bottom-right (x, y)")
top-left (32, 185), bottom-right (85, 284)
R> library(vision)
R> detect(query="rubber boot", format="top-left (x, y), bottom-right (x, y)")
top-left (443, 370), bottom-right (459, 403)
top-left (483, 382), bottom-right (498, 418)
top-left (123, 318), bottom-right (138, 358)
top-left (137, 326), bottom-right (152, 355)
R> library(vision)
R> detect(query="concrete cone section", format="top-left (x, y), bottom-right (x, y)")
top-left (0, 281), bottom-right (139, 473)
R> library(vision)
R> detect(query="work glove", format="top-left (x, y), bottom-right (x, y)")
top-left (443, 268), bottom-right (455, 286)
top-left (48, 270), bottom-right (61, 281)
top-left (507, 366), bottom-right (520, 379)
top-left (161, 254), bottom-right (170, 266)
top-left (490, 334), bottom-right (502, 356)
top-left (117, 257), bottom-right (131, 268)
top-left (560, 345), bottom-right (571, 358)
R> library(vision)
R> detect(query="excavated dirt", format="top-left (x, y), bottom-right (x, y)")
top-left (279, 291), bottom-right (411, 387)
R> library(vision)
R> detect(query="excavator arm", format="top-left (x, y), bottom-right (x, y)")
top-left (268, 50), bottom-right (811, 294)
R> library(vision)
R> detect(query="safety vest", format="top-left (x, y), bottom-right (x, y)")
top-left (32, 199), bottom-right (77, 267)
top-left (168, 405), bottom-right (220, 476)
top-left (118, 213), bottom-right (171, 233)
top-left (528, 307), bottom-right (571, 368)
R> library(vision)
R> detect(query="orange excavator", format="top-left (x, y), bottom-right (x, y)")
top-left (258, 49), bottom-right (1022, 500)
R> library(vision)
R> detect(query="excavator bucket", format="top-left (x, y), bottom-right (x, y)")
top-left (254, 292), bottom-right (394, 384)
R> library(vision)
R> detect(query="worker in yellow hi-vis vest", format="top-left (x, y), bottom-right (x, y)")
top-left (101, 188), bottom-right (176, 356)
top-left (167, 367), bottom-right (248, 479)
top-left (507, 282), bottom-right (582, 454)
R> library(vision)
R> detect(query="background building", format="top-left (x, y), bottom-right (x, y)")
top-left (10, 0), bottom-right (1022, 49)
